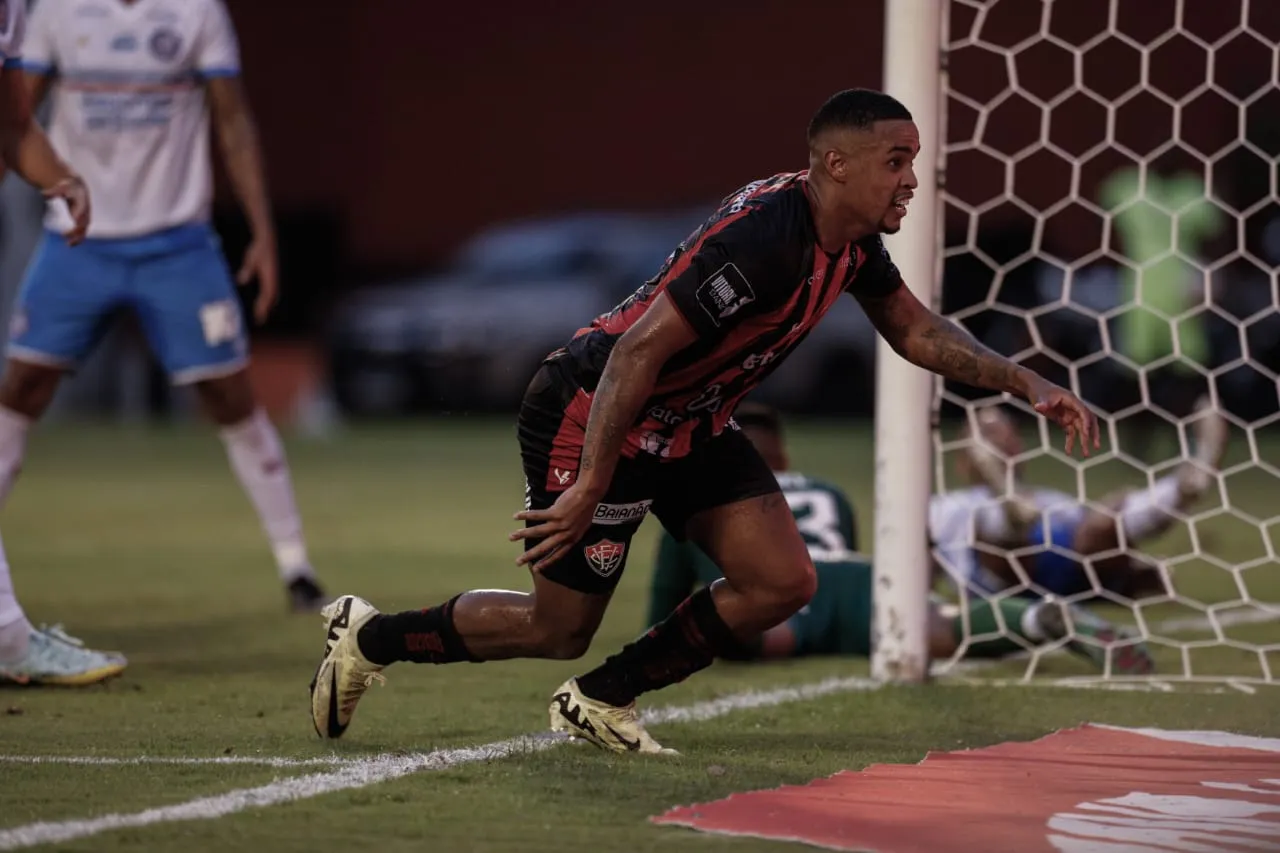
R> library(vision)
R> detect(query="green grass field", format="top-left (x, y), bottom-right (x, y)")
top-left (0, 418), bottom-right (1276, 852)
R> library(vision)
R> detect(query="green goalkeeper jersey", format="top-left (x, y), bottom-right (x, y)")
top-left (647, 472), bottom-right (872, 656)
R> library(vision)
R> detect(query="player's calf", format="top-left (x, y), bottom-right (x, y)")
top-left (313, 582), bottom-right (611, 739)
top-left (355, 581), bottom-right (606, 665)
top-left (0, 362), bottom-right (52, 515)
top-left (199, 371), bottom-right (326, 611)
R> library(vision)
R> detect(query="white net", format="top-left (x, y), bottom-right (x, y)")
top-left (930, 0), bottom-right (1280, 684)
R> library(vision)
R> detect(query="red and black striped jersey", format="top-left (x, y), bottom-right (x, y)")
top-left (557, 170), bottom-right (903, 460)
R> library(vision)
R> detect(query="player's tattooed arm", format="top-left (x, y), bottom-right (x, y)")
top-left (859, 283), bottom-right (1101, 455)
top-left (577, 360), bottom-right (639, 488)
top-left (512, 293), bottom-right (699, 571)
top-left (577, 293), bottom-right (699, 491)
top-left (857, 284), bottom-right (1027, 395)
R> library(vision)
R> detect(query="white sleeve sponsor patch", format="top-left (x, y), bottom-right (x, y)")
top-left (695, 263), bottom-right (756, 327)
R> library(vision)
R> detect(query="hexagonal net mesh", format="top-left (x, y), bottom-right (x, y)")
top-left (928, 0), bottom-right (1280, 684)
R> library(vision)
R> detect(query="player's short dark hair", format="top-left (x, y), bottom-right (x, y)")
top-left (734, 401), bottom-right (784, 438)
top-left (807, 88), bottom-right (913, 143)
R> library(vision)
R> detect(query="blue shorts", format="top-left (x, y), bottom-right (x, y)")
top-left (1027, 518), bottom-right (1091, 597)
top-left (8, 224), bottom-right (249, 385)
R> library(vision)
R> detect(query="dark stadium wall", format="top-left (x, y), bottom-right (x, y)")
top-left (220, 0), bottom-right (887, 270)
top-left (219, 0), bottom-right (1263, 278)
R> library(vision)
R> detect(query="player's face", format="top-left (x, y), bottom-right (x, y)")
top-left (838, 120), bottom-right (921, 235)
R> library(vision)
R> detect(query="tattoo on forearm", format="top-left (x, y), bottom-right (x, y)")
top-left (579, 354), bottom-right (647, 480)
top-left (580, 369), bottom-right (621, 474)
top-left (914, 314), bottom-right (1021, 392)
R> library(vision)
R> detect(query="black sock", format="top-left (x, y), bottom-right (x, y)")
top-left (575, 587), bottom-right (747, 707)
top-left (356, 594), bottom-right (481, 665)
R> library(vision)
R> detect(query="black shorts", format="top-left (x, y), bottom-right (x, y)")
top-left (516, 359), bottom-right (781, 595)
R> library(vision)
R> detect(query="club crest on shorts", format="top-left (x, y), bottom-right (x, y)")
top-left (584, 539), bottom-right (626, 578)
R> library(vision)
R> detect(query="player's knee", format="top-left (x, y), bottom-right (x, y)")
top-left (0, 361), bottom-right (61, 419)
top-left (529, 625), bottom-right (594, 660)
top-left (758, 560), bottom-right (817, 618)
top-left (195, 371), bottom-right (256, 426)
top-left (787, 561), bottom-right (819, 610)
top-left (526, 609), bottom-right (598, 660)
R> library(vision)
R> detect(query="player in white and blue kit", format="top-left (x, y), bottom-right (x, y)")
top-left (0, 0), bottom-right (328, 639)
top-left (930, 401), bottom-right (1227, 601)
top-left (0, 0), bottom-right (129, 685)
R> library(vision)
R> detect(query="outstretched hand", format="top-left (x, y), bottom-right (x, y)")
top-left (509, 482), bottom-right (599, 572)
top-left (1025, 375), bottom-right (1101, 457)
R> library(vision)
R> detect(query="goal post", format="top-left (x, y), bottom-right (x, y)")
top-left (873, 0), bottom-right (1280, 686)
top-left (871, 0), bottom-right (946, 683)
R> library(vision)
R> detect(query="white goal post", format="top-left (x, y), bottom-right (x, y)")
top-left (871, 0), bottom-right (944, 682)
top-left (873, 0), bottom-right (1280, 685)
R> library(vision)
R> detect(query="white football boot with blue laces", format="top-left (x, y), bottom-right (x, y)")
top-left (0, 624), bottom-right (127, 686)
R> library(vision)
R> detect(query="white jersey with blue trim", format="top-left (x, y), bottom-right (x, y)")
top-left (0, 0), bottom-right (25, 71)
top-left (22, 0), bottom-right (241, 239)
top-left (928, 484), bottom-right (1084, 588)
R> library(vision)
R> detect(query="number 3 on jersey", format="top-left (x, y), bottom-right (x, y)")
top-left (786, 489), bottom-right (846, 558)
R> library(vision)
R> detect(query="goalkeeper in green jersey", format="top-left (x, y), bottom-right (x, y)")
top-left (645, 403), bottom-right (1154, 674)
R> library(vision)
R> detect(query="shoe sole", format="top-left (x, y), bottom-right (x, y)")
top-left (0, 662), bottom-right (127, 687)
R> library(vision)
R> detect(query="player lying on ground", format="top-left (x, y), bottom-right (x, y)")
top-left (0, 0), bottom-right (127, 686)
top-left (647, 403), bottom-right (1154, 675)
top-left (930, 398), bottom-right (1227, 602)
top-left (0, 0), bottom-right (328, 679)
top-left (310, 88), bottom-right (1101, 755)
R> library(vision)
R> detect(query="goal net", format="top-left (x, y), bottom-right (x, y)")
top-left (879, 0), bottom-right (1280, 686)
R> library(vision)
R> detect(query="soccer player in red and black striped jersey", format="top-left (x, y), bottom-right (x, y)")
top-left (310, 89), bottom-right (1101, 753)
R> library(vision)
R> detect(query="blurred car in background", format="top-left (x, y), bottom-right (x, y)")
top-left (325, 209), bottom-right (885, 417)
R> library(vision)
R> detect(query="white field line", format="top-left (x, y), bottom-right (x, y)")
top-left (0, 606), bottom-right (1276, 850)
top-left (0, 755), bottom-right (355, 768)
top-left (1153, 606), bottom-right (1280, 634)
top-left (0, 676), bottom-right (881, 851)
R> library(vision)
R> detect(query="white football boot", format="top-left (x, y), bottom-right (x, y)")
top-left (549, 677), bottom-right (677, 755)
top-left (309, 595), bottom-right (385, 739)
top-left (0, 624), bottom-right (127, 686)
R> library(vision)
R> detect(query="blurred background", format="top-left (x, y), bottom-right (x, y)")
top-left (0, 0), bottom-right (1275, 438)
